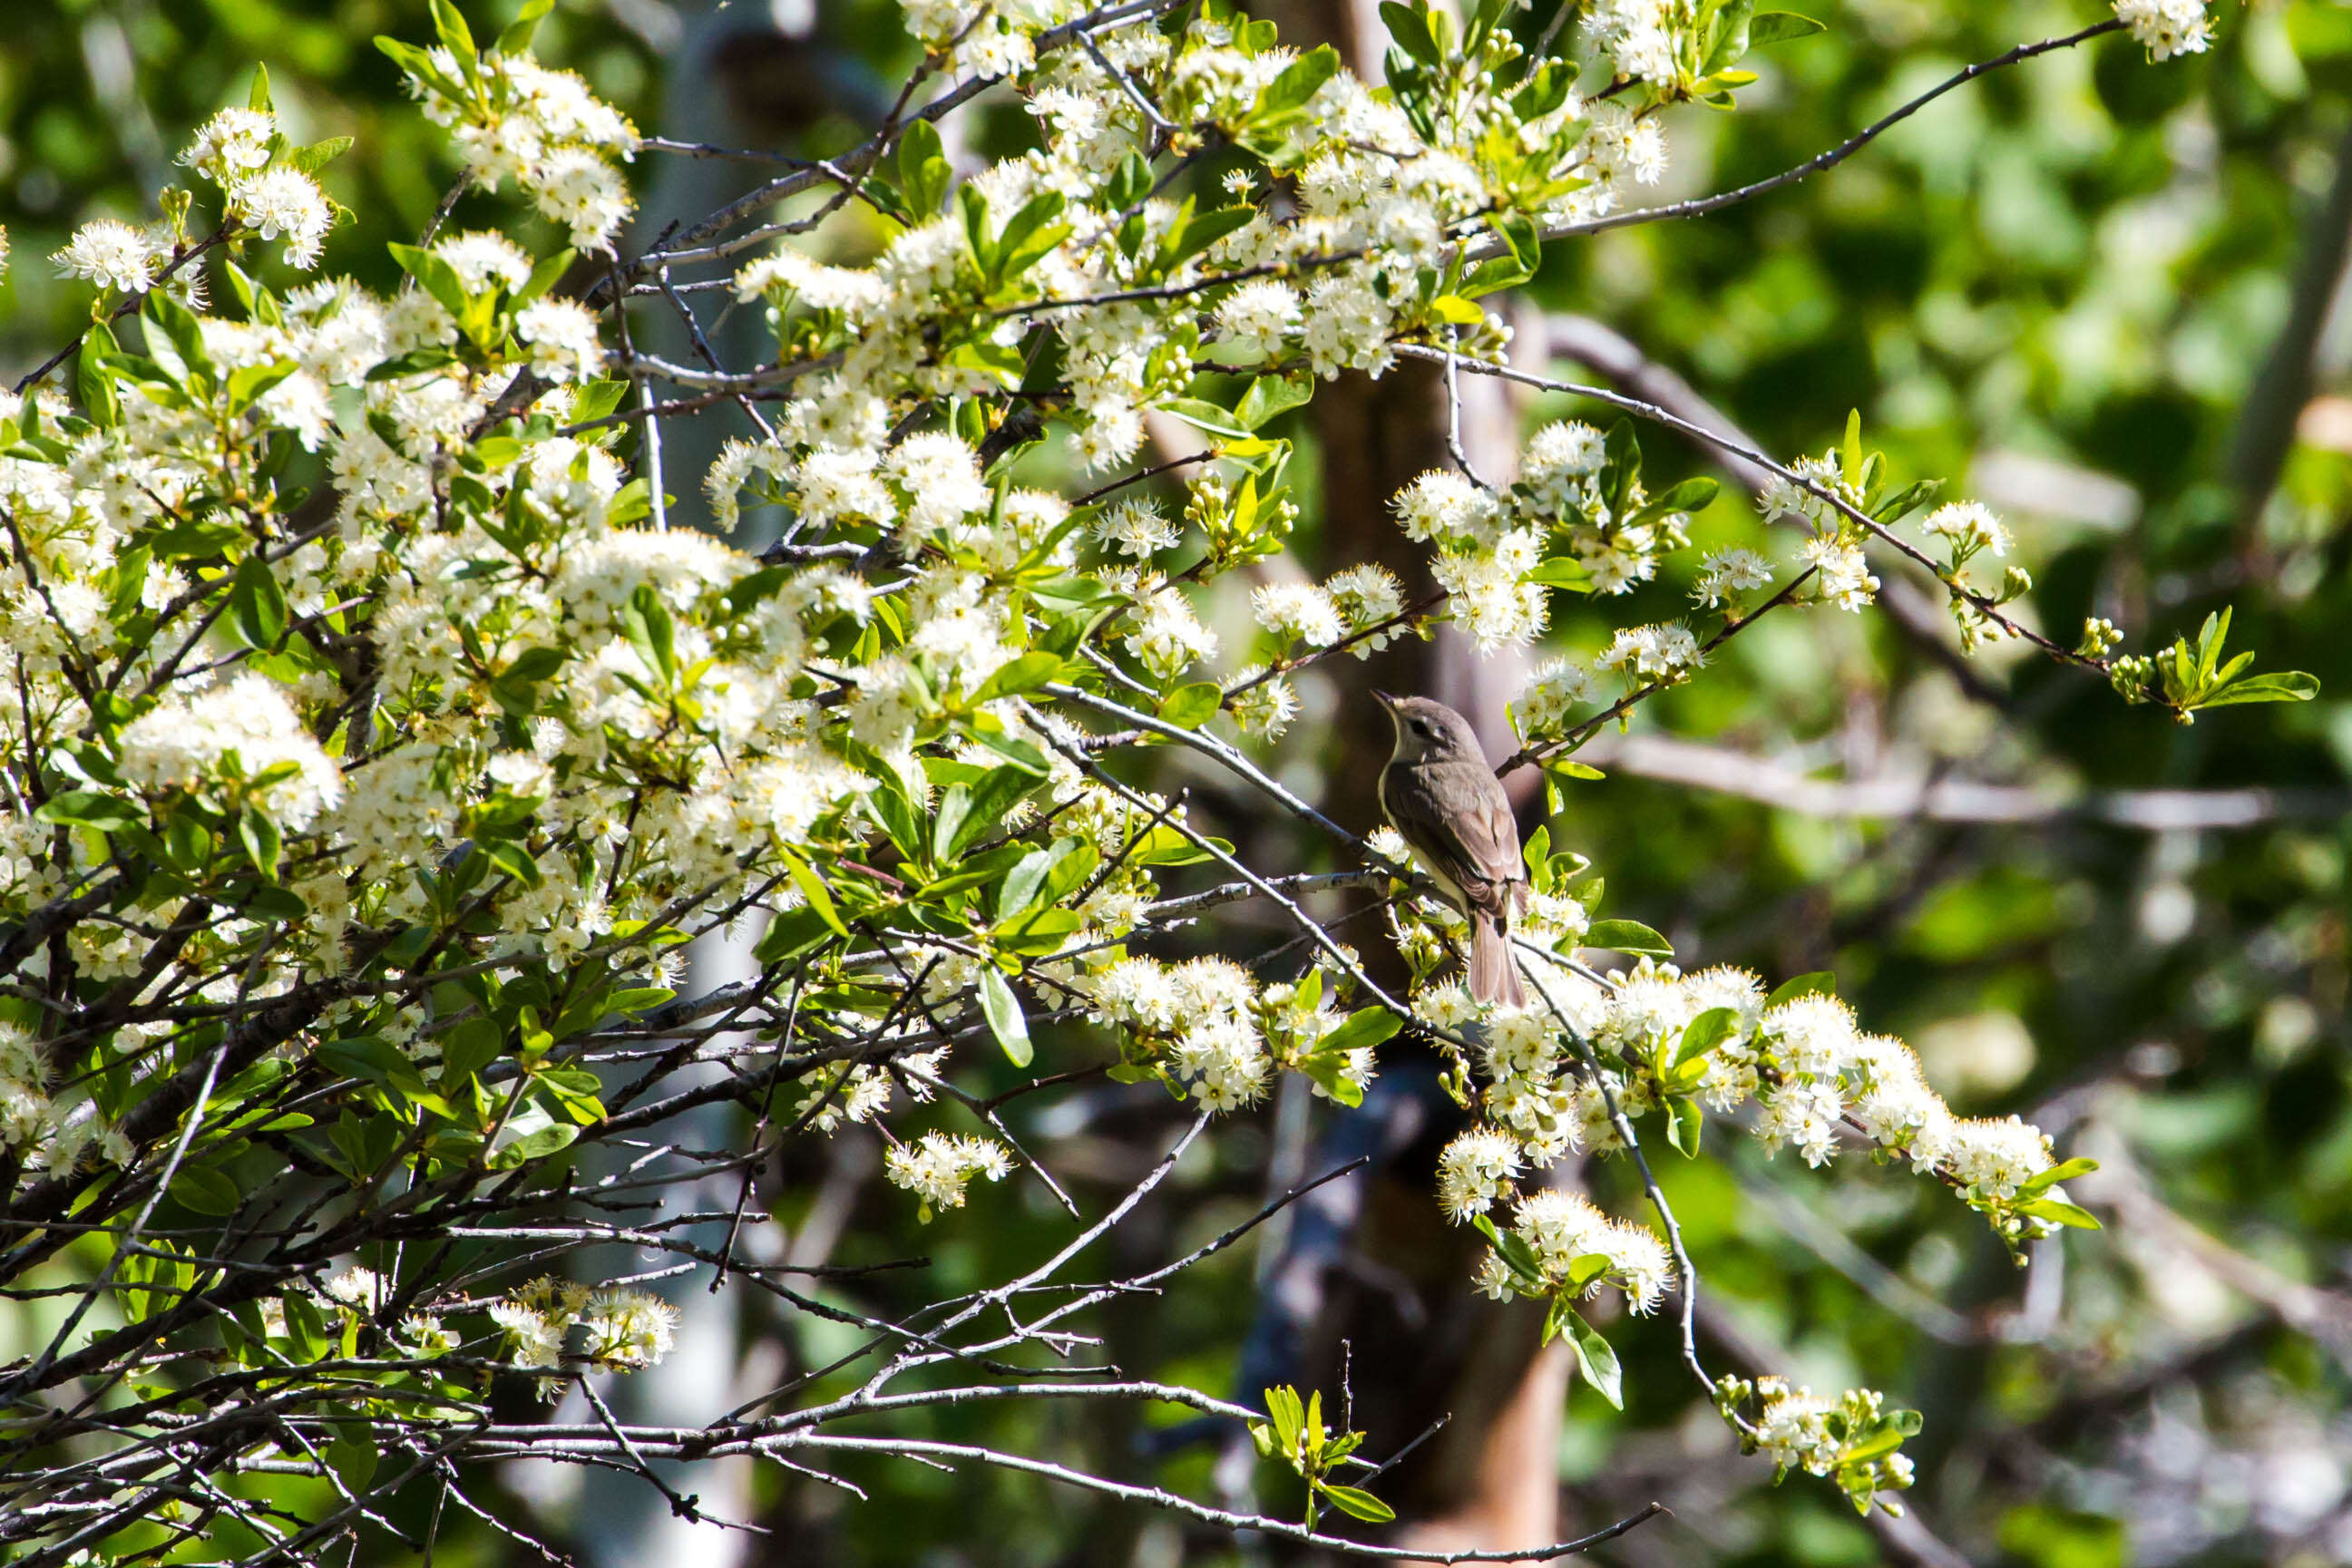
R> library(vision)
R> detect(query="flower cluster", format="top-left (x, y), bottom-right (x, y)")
top-left (2114, 0), bottom-right (2214, 61)
top-left (1471, 1188), bottom-right (1673, 1316)
top-left (391, 11), bottom-right (638, 248)
top-left (485, 1277), bottom-right (680, 1386)
top-left (1095, 955), bottom-right (1277, 1110)
top-left (54, 219), bottom-right (165, 296)
top-left (884, 1132), bottom-right (1015, 1219)
top-left (1735, 1378), bottom-right (1919, 1514)
top-left (1425, 952), bottom-right (2081, 1252)
top-left (173, 95), bottom-right (342, 269)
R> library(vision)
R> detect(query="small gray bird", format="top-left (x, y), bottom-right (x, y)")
top-left (1373, 691), bottom-right (1528, 1008)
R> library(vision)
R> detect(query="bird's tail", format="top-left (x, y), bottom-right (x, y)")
top-left (1469, 910), bottom-right (1526, 1008)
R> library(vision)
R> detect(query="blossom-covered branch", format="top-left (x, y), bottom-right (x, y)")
top-left (0, 0), bottom-right (2288, 1560)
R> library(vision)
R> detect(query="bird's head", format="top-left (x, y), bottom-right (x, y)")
top-left (1373, 690), bottom-right (1483, 765)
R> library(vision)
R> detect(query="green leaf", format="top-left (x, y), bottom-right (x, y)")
top-left (1749, 12), bottom-right (1829, 46)
top-left (1381, 2), bottom-right (1440, 66)
top-left (496, 0), bottom-right (555, 54)
top-left (78, 331), bottom-right (121, 430)
top-left (1429, 295), bottom-right (1484, 325)
top-left (1564, 1309), bottom-right (1624, 1409)
top-left (228, 554), bottom-right (289, 651)
top-left (967, 728), bottom-right (1051, 776)
top-left (918, 841), bottom-right (1028, 901)
top-left (441, 1018), bottom-right (503, 1083)
top-left (1523, 823), bottom-right (1552, 889)
top-left (998, 839), bottom-right (1078, 919)
top-left (327, 1433), bottom-right (379, 1493)
top-left (225, 361), bottom-right (298, 418)
top-left (973, 651), bottom-right (1064, 703)
top-left (1871, 477), bottom-right (1945, 524)
top-left (958, 182), bottom-right (995, 272)
top-left (1548, 760), bottom-right (1605, 781)
top-left (514, 248), bottom-right (574, 307)
top-left (144, 289), bottom-right (217, 388)
top-left (776, 846), bottom-right (848, 938)
top-left (1492, 210), bottom-right (1541, 273)
top-left (1704, 0), bottom-right (1756, 73)
top-left (2018, 1156), bottom-right (2099, 1196)
top-left (1235, 375), bottom-right (1313, 430)
top-left (995, 191), bottom-right (1070, 280)
top-left (751, 905), bottom-right (841, 965)
top-left (238, 805), bottom-right (282, 881)
top-left (941, 765), bottom-right (1040, 861)
top-left (365, 346), bottom-right (462, 382)
top-left (1156, 682), bottom-right (1223, 729)
top-left (1510, 58), bottom-right (1578, 120)
top-left (1316, 1484), bottom-right (1397, 1524)
top-left (1674, 1007), bottom-right (1738, 1069)
top-left (977, 966), bottom-right (1032, 1067)
top-left (1525, 557), bottom-right (1595, 591)
top-left (317, 1035), bottom-right (429, 1097)
top-left (242, 885), bottom-right (309, 923)
top-left (621, 585), bottom-right (678, 683)
top-left (1583, 919), bottom-right (1672, 957)
top-left (170, 1166), bottom-right (244, 1216)
top-left (1156, 395), bottom-right (1252, 439)
top-left (606, 987), bottom-right (677, 1017)
top-left (1763, 969), bottom-right (1837, 1008)
top-left (1666, 1096), bottom-right (1703, 1157)
top-left (1265, 1385), bottom-right (1305, 1450)
top-left (386, 241), bottom-right (472, 323)
top-left (1460, 253), bottom-right (1532, 299)
top-left (487, 1101), bottom-right (578, 1168)
top-left (248, 62), bottom-right (274, 113)
top-left (2019, 1197), bottom-right (2102, 1231)
top-left (1163, 204), bottom-right (1257, 267)
top-left (289, 136), bottom-right (355, 177)
top-left (1038, 840), bottom-right (1098, 908)
top-left (897, 121), bottom-right (951, 216)
top-left (374, 36), bottom-right (468, 102)
top-left (1600, 420), bottom-right (1643, 524)
top-left (1299, 1049), bottom-right (1365, 1107)
top-left (1839, 1426), bottom-right (1907, 1466)
top-left (1318, 1006), bottom-right (1404, 1057)
top-left (1260, 44), bottom-right (1340, 114)
top-left (1471, 1212), bottom-right (1545, 1283)
top-left (429, 0), bottom-right (477, 63)
top-left (995, 906), bottom-right (1083, 956)
top-left (1632, 476), bottom-right (1720, 521)
top-left (2200, 671), bottom-right (2320, 706)
top-left (36, 790), bottom-right (141, 833)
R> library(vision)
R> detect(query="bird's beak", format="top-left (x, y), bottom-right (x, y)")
top-left (1371, 688), bottom-right (1399, 711)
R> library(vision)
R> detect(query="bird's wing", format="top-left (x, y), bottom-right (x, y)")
top-left (1382, 761), bottom-right (1524, 920)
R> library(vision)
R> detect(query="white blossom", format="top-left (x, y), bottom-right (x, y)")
top-left (53, 220), bottom-right (161, 295)
top-left (514, 297), bottom-right (607, 382)
top-left (229, 167), bottom-right (335, 268)
top-left (1692, 547), bottom-right (1773, 608)
top-left (1093, 498), bottom-right (1181, 558)
top-left (884, 1132), bottom-right (1014, 1217)
top-left (118, 674), bottom-right (343, 831)
top-left (1436, 1128), bottom-right (1522, 1221)
top-left (1250, 581), bottom-right (1342, 648)
top-left (2113, 0), bottom-right (2212, 60)
top-left (180, 108), bottom-right (277, 185)
top-left (1921, 501), bottom-right (2009, 559)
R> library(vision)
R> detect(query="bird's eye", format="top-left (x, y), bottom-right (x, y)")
top-left (1413, 720), bottom-right (1431, 737)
